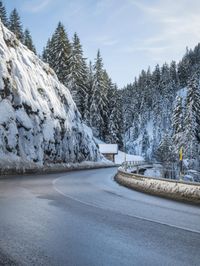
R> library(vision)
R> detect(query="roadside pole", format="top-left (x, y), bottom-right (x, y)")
top-left (179, 146), bottom-right (183, 179)
top-left (124, 147), bottom-right (127, 171)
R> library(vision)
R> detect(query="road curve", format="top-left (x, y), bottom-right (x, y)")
top-left (0, 167), bottom-right (199, 266)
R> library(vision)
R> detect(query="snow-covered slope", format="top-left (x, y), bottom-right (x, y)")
top-left (124, 86), bottom-right (188, 160)
top-left (0, 21), bottom-right (100, 168)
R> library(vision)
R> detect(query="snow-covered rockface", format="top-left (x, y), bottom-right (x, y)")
top-left (0, 21), bottom-right (100, 168)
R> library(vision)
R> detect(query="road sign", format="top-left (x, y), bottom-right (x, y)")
top-left (179, 146), bottom-right (183, 161)
top-left (179, 146), bottom-right (183, 177)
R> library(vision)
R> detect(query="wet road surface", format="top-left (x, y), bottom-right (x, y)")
top-left (0, 167), bottom-right (200, 266)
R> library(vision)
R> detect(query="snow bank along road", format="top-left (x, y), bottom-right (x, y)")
top-left (116, 169), bottom-right (200, 203)
top-left (0, 168), bottom-right (200, 266)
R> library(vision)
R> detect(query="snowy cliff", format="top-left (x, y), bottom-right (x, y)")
top-left (0, 21), bottom-right (100, 169)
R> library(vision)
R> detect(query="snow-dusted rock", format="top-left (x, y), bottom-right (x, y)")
top-left (0, 21), bottom-right (100, 169)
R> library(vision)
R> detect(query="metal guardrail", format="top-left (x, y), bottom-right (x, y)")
top-left (121, 160), bottom-right (152, 173)
top-left (122, 161), bottom-right (146, 167)
top-left (116, 168), bottom-right (200, 204)
top-left (121, 161), bottom-right (200, 183)
top-left (117, 168), bottom-right (200, 189)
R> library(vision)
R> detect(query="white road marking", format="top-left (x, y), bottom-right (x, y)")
top-left (52, 176), bottom-right (200, 235)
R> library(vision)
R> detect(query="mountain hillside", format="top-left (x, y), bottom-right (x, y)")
top-left (123, 87), bottom-right (184, 158)
top-left (0, 21), bottom-right (100, 168)
top-left (122, 51), bottom-right (200, 170)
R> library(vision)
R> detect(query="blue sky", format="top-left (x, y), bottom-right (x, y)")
top-left (4, 0), bottom-right (200, 87)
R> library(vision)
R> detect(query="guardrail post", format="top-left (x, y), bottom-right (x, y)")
top-left (162, 169), bottom-right (164, 179)
top-left (124, 162), bottom-right (127, 172)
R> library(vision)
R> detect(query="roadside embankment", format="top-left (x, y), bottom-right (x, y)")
top-left (0, 160), bottom-right (115, 177)
top-left (115, 168), bottom-right (200, 204)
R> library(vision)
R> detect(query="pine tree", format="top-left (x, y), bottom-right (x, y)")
top-left (106, 86), bottom-right (123, 147)
top-left (67, 32), bottom-right (88, 116)
top-left (102, 74), bottom-right (114, 142)
top-left (9, 8), bottom-right (24, 42)
top-left (156, 134), bottom-right (176, 163)
top-left (172, 96), bottom-right (184, 151)
top-left (42, 38), bottom-right (51, 63)
top-left (193, 43), bottom-right (200, 65)
top-left (116, 89), bottom-right (124, 148)
top-left (152, 64), bottom-right (161, 86)
top-left (0, 1), bottom-right (8, 27)
top-left (122, 84), bottom-right (134, 132)
top-left (142, 129), bottom-right (150, 155)
top-left (90, 50), bottom-right (108, 139)
top-left (183, 73), bottom-right (200, 161)
top-left (83, 61), bottom-right (94, 125)
top-left (120, 38), bottom-right (200, 163)
top-left (177, 48), bottom-right (192, 87)
top-left (42, 47), bottom-right (47, 62)
top-left (23, 29), bottom-right (36, 54)
top-left (44, 22), bottom-right (71, 86)
top-left (170, 61), bottom-right (179, 85)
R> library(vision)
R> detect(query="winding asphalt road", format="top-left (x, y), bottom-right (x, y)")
top-left (0, 167), bottom-right (200, 266)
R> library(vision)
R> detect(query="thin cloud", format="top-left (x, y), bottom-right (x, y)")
top-left (89, 35), bottom-right (119, 47)
top-left (23, 0), bottom-right (52, 13)
top-left (102, 40), bottom-right (119, 46)
top-left (127, 0), bottom-right (200, 62)
top-left (128, 0), bottom-right (161, 15)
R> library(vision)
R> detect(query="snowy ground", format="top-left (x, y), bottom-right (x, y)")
top-left (144, 166), bottom-right (162, 178)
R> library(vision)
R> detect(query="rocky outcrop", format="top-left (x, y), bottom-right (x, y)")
top-left (0, 21), bottom-right (100, 169)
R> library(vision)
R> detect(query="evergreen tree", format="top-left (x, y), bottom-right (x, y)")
top-left (90, 50), bottom-right (108, 139)
top-left (42, 38), bottom-right (51, 63)
top-left (122, 84), bottom-right (134, 132)
top-left (9, 8), bottom-right (24, 42)
top-left (142, 129), bottom-right (150, 156)
top-left (42, 47), bottom-right (48, 63)
top-left (107, 87), bottom-right (123, 147)
top-left (101, 70), bottom-right (111, 138)
top-left (160, 63), bottom-right (170, 96)
top-left (193, 43), bottom-right (200, 65)
top-left (170, 60), bottom-right (179, 85)
top-left (172, 96), bottom-right (184, 151)
top-left (67, 32), bottom-right (88, 116)
top-left (155, 134), bottom-right (176, 163)
top-left (83, 61), bottom-right (93, 125)
top-left (0, 0), bottom-right (8, 26)
top-left (152, 64), bottom-right (161, 86)
top-left (44, 22), bottom-right (71, 86)
top-left (177, 48), bottom-right (193, 87)
top-left (183, 74), bottom-right (200, 161)
top-left (23, 29), bottom-right (36, 54)
top-left (116, 90), bottom-right (124, 148)
top-left (121, 39), bottom-right (200, 164)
